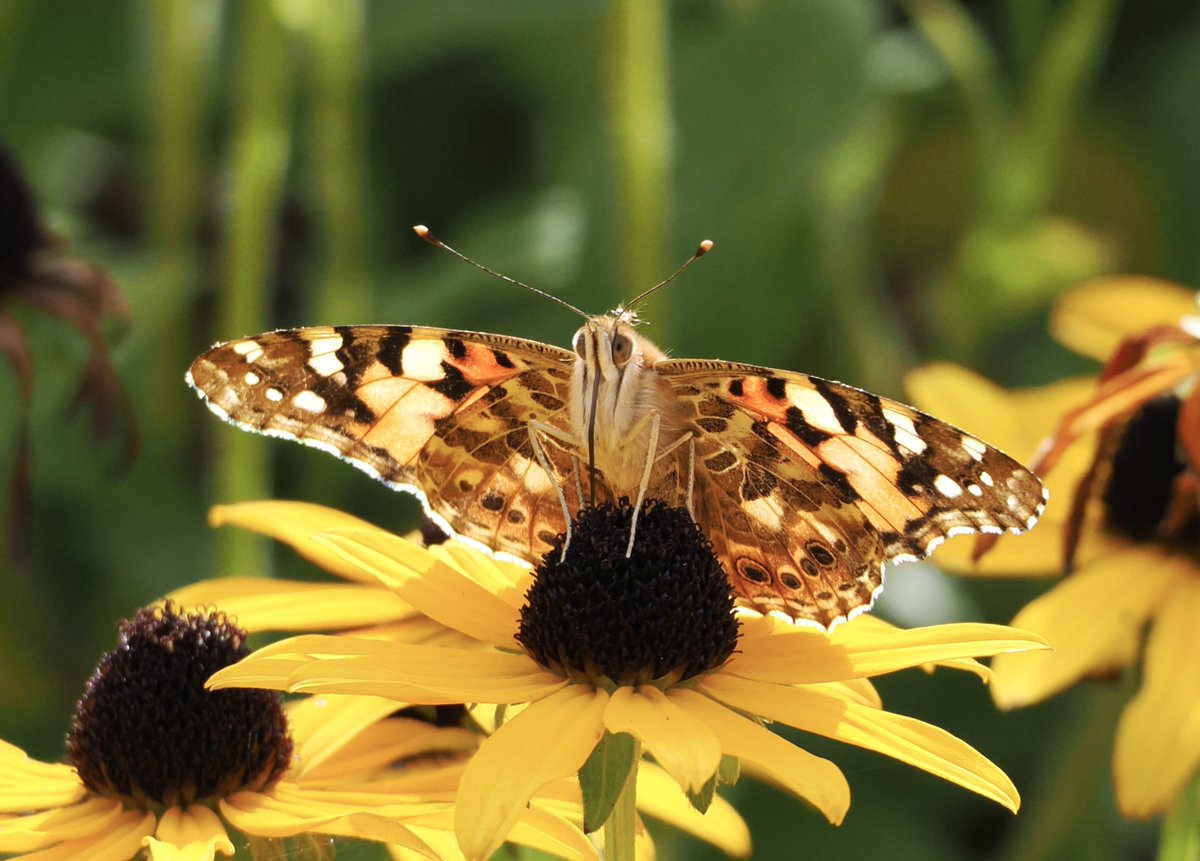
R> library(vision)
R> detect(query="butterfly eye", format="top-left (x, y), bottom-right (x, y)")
top-left (611, 333), bottom-right (634, 366)
top-left (573, 330), bottom-right (587, 359)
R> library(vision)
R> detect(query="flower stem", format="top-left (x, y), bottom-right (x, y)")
top-left (602, 739), bottom-right (641, 861)
top-left (1159, 766), bottom-right (1200, 861)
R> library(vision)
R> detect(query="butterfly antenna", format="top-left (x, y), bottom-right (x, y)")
top-left (413, 225), bottom-right (590, 320)
top-left (624, 239), bottom-right (714, 312)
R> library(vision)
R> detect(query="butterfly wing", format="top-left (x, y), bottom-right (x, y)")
top-left (657, 359), bottom-right (1048, 629)
top-left (187, 325), bottom-right (579, 560)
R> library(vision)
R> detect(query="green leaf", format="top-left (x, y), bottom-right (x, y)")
top-left (579, 730), bottom-right (637, 834)
top-left (688, 753), bottom-right (740, 814)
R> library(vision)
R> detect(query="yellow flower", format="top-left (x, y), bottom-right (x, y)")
top-left (208, 498), bottom-right (1045, 860)
top-left (908, 276), bottom-right (1200, 818)
top-left (0, 603), bottom-right (584, 861)
top-left (172, 499), bottom-right (753, 859)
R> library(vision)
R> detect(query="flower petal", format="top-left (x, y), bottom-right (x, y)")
top-left (1052, 277), bottom-right (1199, 361)
top-left (145, 805), bottom-right (234, 861)
top-left (991, 549), bottom-right (1179, 708)
top-left (698, 674), bottom-right (1020, 811)
top-left (457, 685), bottom-right (608, 861)
top-left (285, 694), bottom-right (415, 778)
top-left (0, 740), bottom-right (87, 811)
top-left (208, 635), bottom-right (565, 704)
top-left (732, 615), bottom-right (1046, 684)
top-left (208, 500), bottom-right (388, 584)
top-left (167, 578), bottom-right (414, 632)
top-left (603, 686), bottom-right (721, 794)
top-left (13, 808), bottom-right (155, 861)
top-left (0, 797), bottom-right (125, 852)
top-left (317, 529), bottom-right (521, 648)
top-left (1114, 573), bottom-right (1200, 818)
top-left (667, 688), bottom-right (849, 825)
top-left (219, 789), bottom-right (438, 855)
top-left (635, 763), bottom-right (751, 859)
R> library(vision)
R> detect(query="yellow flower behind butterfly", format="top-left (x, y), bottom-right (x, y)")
top-left (909, 276), bottom-right (1200, 819)
top-left (207, 497), bottom-right (1046, 860)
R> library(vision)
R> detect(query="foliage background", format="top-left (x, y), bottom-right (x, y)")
top-left (1, 0), bottom-right (1195, 858)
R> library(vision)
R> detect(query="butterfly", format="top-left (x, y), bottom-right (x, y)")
top-left (187, 229), bottom-right (1047, 630)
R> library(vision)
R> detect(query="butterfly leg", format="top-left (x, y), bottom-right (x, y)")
top-left (526, 419), bottom-right (583, 559)
top-left (626, 410), bottom-right (663, 557)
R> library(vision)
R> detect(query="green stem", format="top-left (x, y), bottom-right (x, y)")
top-left (298, 0), bottom-right (369, 324)
top-left (144, 0), bottom-right (218, 440)
top-left (602, 740), bottom-right (641, 861)
top-left (603, 0), bottom-right (673, 328)
top-left (1160, 767), bottom-right (1200, 861)
top-left (214, 1), bottom-right (295, 576)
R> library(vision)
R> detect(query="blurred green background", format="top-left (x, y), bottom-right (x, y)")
top-left (1, 0), bottom-right (1195, 858)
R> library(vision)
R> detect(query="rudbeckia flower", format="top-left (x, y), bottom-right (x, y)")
top-left (907, 276), bottom-right (1200, 819)
top-left (208, 498), bottom-right (1046, 860)
top-left (171, 499), bottom-right (754, 859)
top-left (0, 602), bottom-right (590, 861)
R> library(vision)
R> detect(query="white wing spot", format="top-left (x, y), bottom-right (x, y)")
top-left (293, 390), bottom-right (327, 413)
top-left (967, 483), bottom-right (983, 497)
top-left (308, 351), bottom-right (344, 377)
top-left (1007, 493), bottom-right (1020, 510)
top-left (265, 387), bottom-right (284, 403)
top-left (933, 474), bottom-right (963, 498)
top-left (231, 340), bottom-right (260, 356)
top-left (308, 334), bottom-right (344, 355)
top-left (244, 371), bottom-right (260, 386)
top-left (400, 339), bottom-right (450, 381)
top-left (961, 436), bottom-right (988, 462)
top-left (979, 470), bottom-right (994, 487)
top-left (882, 408), bottom-right (927, 454)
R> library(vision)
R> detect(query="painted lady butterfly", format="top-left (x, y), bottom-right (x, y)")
top-left (187, 231), bottom-right (1046, 629)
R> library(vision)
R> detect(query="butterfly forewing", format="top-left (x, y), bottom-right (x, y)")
top-left (658, 359), bottom-right (1047, 626)
top-left (187, 325), bottom-right (580, 558)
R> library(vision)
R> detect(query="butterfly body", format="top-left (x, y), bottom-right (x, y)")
top-left (189, 318), bottom-right (1047, 630)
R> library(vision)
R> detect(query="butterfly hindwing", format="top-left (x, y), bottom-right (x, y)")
top-left (187, 325), bottom-right (578, 557)
top-left (658, 359), bottom-right (1047, 627)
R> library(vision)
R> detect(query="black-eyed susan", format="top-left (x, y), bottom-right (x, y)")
top-left (0, 602), bottom-right (596, 861)
top-left (208, 497), bottom-right (1046, 860)
top-left (908, 276), bottom-right (1200, 820)
top-left (172, 499), bottom-right (754, 859)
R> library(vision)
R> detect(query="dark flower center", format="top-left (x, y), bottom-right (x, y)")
top-left (516, 499), bottom-right (740, 686)
top-left (66, 603), bottom-right (292, 809)
top-left (1103, 395), bottom-right (1200, 545)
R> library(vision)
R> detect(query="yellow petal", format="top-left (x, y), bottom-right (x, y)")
top-left (318, 529), bottom-right (521, 649)
top-left (1114, 574), bottom-right (1200, 818)
top-left (456, 685), bottom-right (608, 861)
top-left (698, 674), bottom-right (1019, 812)
top-left (667, 689), bottom-right (849, 825)
top-left (0, 797), bottom-right (125, 852)
top-left (145, 805), bottom-right (234, 861)
top-left (635, 764), bottom-right (751, 859)
top-left (285, 694), bottom-right (412, 778)
top-left (208, 500), bottom-right (388, 584)
top-left (732, 616), bottom-right (1046, 684)
top-left (219, 789), bottom-right (438, 855)
top-left (13, 808), bottom-right (156, 861)
top-left (603, 686), bottom-right (721, 794)
top-left (166, 578), bottom-right (413, 632)
top-left (0, 741), bottom-right (87, 811)
top-left (991, 549), bottom-right (1179, 708)
top-left (1052, 277), bottom-right (1199, 361)
top-left (839, 615), bottom-right (994, 682)
top-left (208, 635), bottom-right (565, 704)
